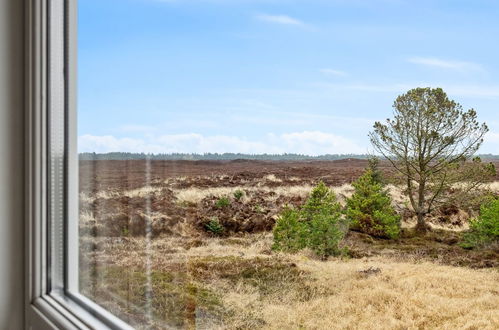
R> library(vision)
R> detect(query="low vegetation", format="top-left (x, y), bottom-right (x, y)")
top-left (215, 196), bottom-right (230, 208)
top-left (233, 189), bottom-right (244, 201)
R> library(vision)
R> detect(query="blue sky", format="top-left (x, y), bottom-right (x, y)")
top-left (79, 0), bottom-right (499, 155)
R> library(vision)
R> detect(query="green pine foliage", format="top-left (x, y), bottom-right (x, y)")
top-left (273, 182), bottom-right (348, 259)
top-left (302, 181), bottom-right (342, 220)
top-left (346, 169), bottom-right (400, 239)
top-left (461, 198), bottom-right (499, 248)
top-left (205, 217), bottom-right (225, 235)
top-left (272, 207), bottom-right (307, 252)
top-left (367, 156), bottom-right (384, 184)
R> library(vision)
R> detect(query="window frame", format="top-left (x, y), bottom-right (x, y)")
top-left (25, 1), bottom-right (133, 329)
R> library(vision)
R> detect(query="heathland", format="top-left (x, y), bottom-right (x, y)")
top-left (79, 159), bottom-right (499, 329)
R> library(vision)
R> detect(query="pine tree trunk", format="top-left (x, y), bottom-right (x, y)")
top-left (416, 180), bottom-right (429, 232)
top-left (415, 212), bottom-right (429, 232)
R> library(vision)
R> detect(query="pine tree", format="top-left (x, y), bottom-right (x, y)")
top-left (273, 181), bottom-right (347, 258)
top-left (346, 169), bottom-right (400, 239)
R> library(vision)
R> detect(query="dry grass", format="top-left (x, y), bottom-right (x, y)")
top-left (80, 210), bottom-right (95, 224)
top-left (83, 234), bottom-right (499, 330)
top-left (331, 183), bottom-right (355, 203)
top-left (82, 180), bottom-right (499, 207)
top-left (173, 185), bottom-right (314, 204)
top-left (402, 214), bottom-right (471, 231)
top-left (486, 181), bottom-right (499, 193)
top-left (173, 183), bottom-right (353, 205)
top-left (247, 257), bottom-right (499, 330)
top-left (125, 186), bottom-right (162, 198)
top-left (263, 174), bottom-right (282, 182)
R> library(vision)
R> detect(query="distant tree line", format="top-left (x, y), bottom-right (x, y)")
top-left (78, 152), bottom-right (372, 161)
top-left (79, 152), bottom-right (499, 161)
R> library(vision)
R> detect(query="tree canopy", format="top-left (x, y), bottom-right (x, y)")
top-left (369, 87), bottom-right (493, 230)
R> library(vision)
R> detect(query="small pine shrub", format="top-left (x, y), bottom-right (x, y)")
top-left (461, 198), bottom-right (499, 248)
top-left (367, 156), bottom-right (384, 184)
top-left (272, 207), bottom-right (307, 252)
top-left (273, 182), bottom-right (347, 259)
top-left (233, 189), bottom-right (244, 201)
top-left (215, 196), bottom-right (230, 208)
top-left (302, 181), bottom-right (342, 220)
top-left (346, 169), bottom-right (400, 239)
top-left (205, 217), bottom-right (224, 235)
top-left (307, 211), bottom-right (347, 259)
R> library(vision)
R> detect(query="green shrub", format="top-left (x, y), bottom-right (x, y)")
top-left (461, 198), bottom-right (499, 248)
top-left (215, 196), bottom-right (230, 208)
top-left (205, 217), bottom-right (225, 235)
top-left (273, 182), bottom-right (347, 259)
top-left (346, 169), bottom-right (400, 239)
top-left (272, 207), bottom-right (307, 252)
top-left (307, 211), bottom-right (347, 258)
top-left (233, 189), bottom-right (244, 201)
top-left (302, 181), bottom-right (342, 220)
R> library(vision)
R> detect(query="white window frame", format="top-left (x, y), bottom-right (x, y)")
top-left (25, 1), bottom-right (133, 329)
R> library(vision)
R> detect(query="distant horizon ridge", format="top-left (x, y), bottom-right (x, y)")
top-left (78, 152), bottom-right (499, 161)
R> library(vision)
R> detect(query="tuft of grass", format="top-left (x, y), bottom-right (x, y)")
top-left (254, 204), bottom-right (265, 213)
top-left (233, 189), bottom-right (244, 201)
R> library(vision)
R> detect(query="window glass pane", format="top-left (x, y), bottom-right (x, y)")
top-left (77, 0), bottom-right (499, 329)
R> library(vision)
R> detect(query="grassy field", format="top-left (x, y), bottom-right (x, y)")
top-left (80, 233), bottom-right (499, 329)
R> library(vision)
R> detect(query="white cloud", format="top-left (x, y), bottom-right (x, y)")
top-left (320, 69), bottom-right (348, 77)
top-left (278, 131), bottom-right (365, 155)
top-left (256, 14), bottom-right (304, 26)
top-left (407, 57), bottom-right (483, 72)
top-left (78, 131), bottom-right (365, 155)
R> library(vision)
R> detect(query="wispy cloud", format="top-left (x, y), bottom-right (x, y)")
top-left (316, 82), bottom-right (499, 98)
top-left (79, 131), bottom-right (365, 155)
top-left (407, 57), bottom-right (483, 72)
top-left (256, 14), bottom-right (304, 26)
top-left (320, 69), bottom-right (348, 77)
